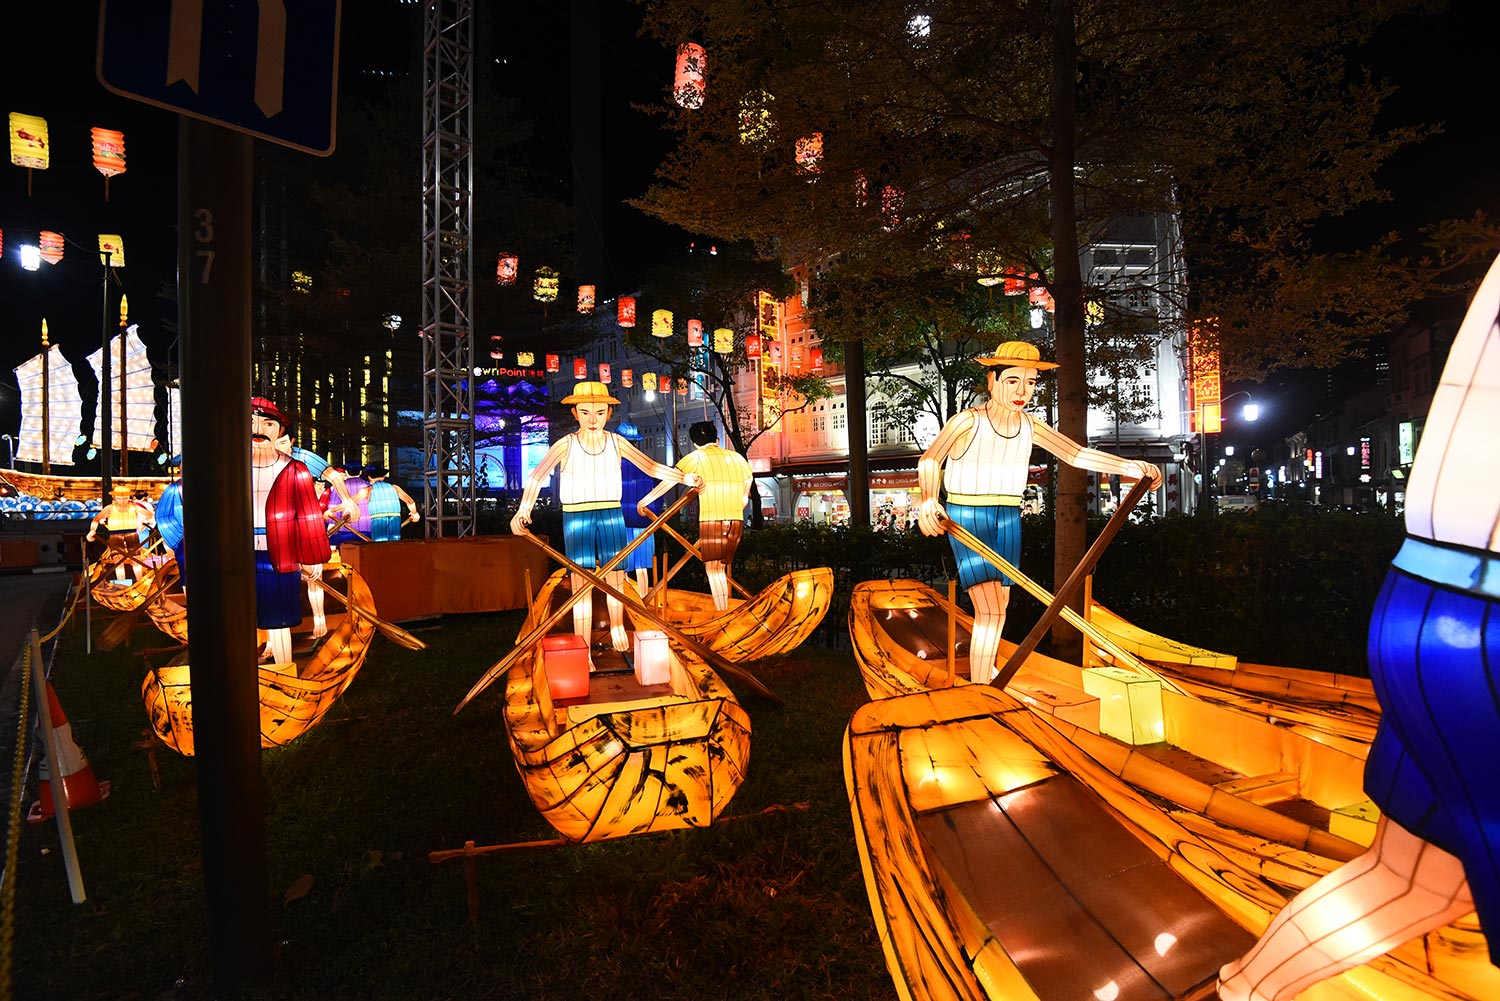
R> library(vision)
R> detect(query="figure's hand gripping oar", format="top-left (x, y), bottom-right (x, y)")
top-left (454, 488), bottom-right (702, 712)
top-left (658, 522), bottom-right (753, 602)
top-left (989, 476), bottom-right (1150, 690)
top-left (512, 535), bottom-right (783, 706)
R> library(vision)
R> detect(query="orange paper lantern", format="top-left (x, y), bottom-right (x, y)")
top-left (545, 354), bottom-right (560, 373)
top-left (573, 358), bottom-right (587, 379)
top-left (687, 319), bottom-right (704, 347)
top-left (496, 252), bottom-right (519, 285)
top-left (618, 296), bottom-right (637, 327)
top-left (91, 127), bottom-right (125, 200)
top-left (39, 230), bottom-right (64, 266)
top-left (745, 333), bottom-right (762, 359)
top-left (810, 347), bottom-right (823, 372)
top-left (577, 284), bottom-right (595, 313)
top-left (673, 43), bottom-right (706, 110)
top-left (660, 376), bottom-right (672, 394)
top-left (598, 363), bottom-right (611, 384)
top-left (796, 133), bottom-right (823, 174)
top-left (621, 368), bottom-right (634, 388)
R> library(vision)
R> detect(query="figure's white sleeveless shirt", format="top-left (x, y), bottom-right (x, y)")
top-left (1403, 258), bottom-right (1500, 555)
top-left (943, 409), bottom-right (1033, 500)
top-left (558, 433), bottom-right (623, 507)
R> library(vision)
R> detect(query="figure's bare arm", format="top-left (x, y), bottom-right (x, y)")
top-left (619, 439), bottom-right (697, 488)
top-left (1031, 418), bottom-right (1162, 488)
top-left (393, 485), bottom-right (420, 522)
top-left (511, 438), bottom-right (570, 535)
top-left (917, 411), bottom-right (976, 536)
top-left (323, 466), bottom-right (359, 521)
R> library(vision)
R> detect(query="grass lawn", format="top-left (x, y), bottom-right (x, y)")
top-left (14, 607), bottom-right (893, 1000)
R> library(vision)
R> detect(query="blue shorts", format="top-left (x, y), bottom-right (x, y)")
top-left (945, 503), bottom-right (1021, 588)
top-left (254, 550), bottom-right (304, 629)
top-left (1364, 549), bottom-right (1500, 962)
top-left (369, 514), bottom-right (402, 543)
top-left (562, 507), bottom-right (631, 570)
top-left (623, 527), bottom-right (655, 572)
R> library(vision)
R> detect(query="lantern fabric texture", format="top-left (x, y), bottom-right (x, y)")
top-left (39, 231), bottom-right (64, 266)
top-left (533, 266), bottom-right (560, 303)
top-left (9, 112), bottom-right (48, 169)
top-left (652, 309), bottom-right (673, 338)
top-left (546, 354), bottom-right (560, 373)
top-left (573, 358), bottom-right (588, 380)
top-left (599, 363), bottom-right (611, 384)
top-left (713, 327), bottom-right (733, 354)
top-left (496, 253), bottom-right (519, 285)
top-left (673, 43), bottom-right (706, 110)
top-left (618, 297), bottom-right (637, 327)
top-left (577, 284), bottom-right (595, 313)
top-left (621, 369), bottom-right (634, 388)
top-left (745, 333), bottom-right (762, 360)
top-left (795, 133), bottom-right (823, 174)
top-left (98, 234), bottom-right (125, 268)
top-left (642, 373), bottom-right (658, 392)
top-left (687, 319), bottom-right (704, 347)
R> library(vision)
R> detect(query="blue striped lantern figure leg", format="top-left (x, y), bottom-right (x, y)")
top-left (562, 507), bottom-right (633, 652)
top-left (945, 502), bottom-right (1021, 684)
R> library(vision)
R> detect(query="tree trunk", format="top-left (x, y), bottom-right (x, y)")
top-left (845, 338), bottom-right (870, 526)
top-left (1048, 0), bottom-right (1087, 664)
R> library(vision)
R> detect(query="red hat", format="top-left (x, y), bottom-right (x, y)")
top-left (250, 397), bottom-right (290, 428)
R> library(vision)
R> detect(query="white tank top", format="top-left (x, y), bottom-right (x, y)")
top-left (943, 409), bottom-right (1032, 500)
top-left (1404, 258), bottom-right (1500, 555)
top-left (559, 433), bottom-right (623, 508)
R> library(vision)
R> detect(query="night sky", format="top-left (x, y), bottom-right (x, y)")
top-left (1, 1), bottom-right (1495, 455)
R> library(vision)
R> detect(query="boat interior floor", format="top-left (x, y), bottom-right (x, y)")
top-left (875, 604), bottom-right (972, 661)
top-left (918, 773), bottom-right (1256, 1000)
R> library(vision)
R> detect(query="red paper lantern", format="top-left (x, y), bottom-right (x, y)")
top-left (810, 348), bottom-right (823, 372)
top-left (546, 354), bottom-right (560, 373)
top-left (618, 296), bottom-right (637, 327)
top-left (496, 252), bottom-right (519, 285)
top-left (489, 335), bottom-right (504, 360)
top-left (573, 358), bottom-right (587, 379)
top-left (745, 333), bottom-right (762, 359)
top-left (673, 43), bottom-right (706, 110)
top-left (881, 185), bottom-right (903, 230)
top-left (795, 133), bottom-right (823, 174)
top-left (687, 319), bottom-right (704, 347)
top-left (599, 363), bottom-right (611, 384)
top-left (1002, 271), bottom-right (1027, 296)
top-left (39, 230), bottom-right (63, 266)
top-left (660, 376), bottom-right (672, 394)
top-left (621, 369), bottom-right (634, 388)
top-left (1029, 283), bottom-right (1054, 312)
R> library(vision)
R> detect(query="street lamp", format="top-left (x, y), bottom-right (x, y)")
top-left (1199, 391), bottom-right (1260, 515)
top-left (1, 434), bottom-right (14, 468)
top-left (19, 244), bottom-right (41, 271)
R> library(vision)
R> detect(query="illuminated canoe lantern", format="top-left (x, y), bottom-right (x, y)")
top-left (626, 567), bottom-right (833, 663)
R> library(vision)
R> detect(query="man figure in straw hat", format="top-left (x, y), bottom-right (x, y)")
top-left (917, 340), bottom-right (1161, 684)
top-left (86, 483), bottom-right (154, 582)
top-left (512, 381), bottom-right (702, 653)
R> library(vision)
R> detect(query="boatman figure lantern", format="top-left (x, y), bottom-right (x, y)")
top-left (250, 397), bottom-right (331, 667)
top-left (511, 382), bottom-right (701, 653)
top-left (917, 341), bottom-right (1161, 684)
top-left (1217, 255), bottom-right (1500, 1001)
top-left (86, 483), bottom-right (154, 582)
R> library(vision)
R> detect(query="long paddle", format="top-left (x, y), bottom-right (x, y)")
top-left (990, 476), bottom-right (1151, 689)
top-left (453, 488), bottom-right (701, 711)
top-left (309, 574), bottom-right (427, 650)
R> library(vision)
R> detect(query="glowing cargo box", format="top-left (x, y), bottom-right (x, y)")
top-left (541, 634), bottom-right (590, 700)
top-left (1081, 666), bottom-right (1164, 745)
top-left (632, 630), bottom-right (671, 686)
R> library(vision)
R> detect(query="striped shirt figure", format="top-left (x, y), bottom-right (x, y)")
top-left (917, 340), bottom-right (1160, 684)
top-left (656, 421), bottom-right (752, 611)
top-left (512, 382), bottom-right (700, 653)
top-left (1219, 258), bottom-right (1500, 1001)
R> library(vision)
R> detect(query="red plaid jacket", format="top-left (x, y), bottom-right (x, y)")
top-left (266, 459), bottom-right (332, 573)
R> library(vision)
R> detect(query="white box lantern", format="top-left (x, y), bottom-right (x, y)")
top-left (1081, 666), bottom-right (1164, 745)
top-left (632, 630), bottom-right (671, 686)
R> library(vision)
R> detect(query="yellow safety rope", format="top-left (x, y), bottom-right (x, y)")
top-left (38, 580), bottom-right (84, 645)
top-left (0, 640), bottom-right (35, 1001)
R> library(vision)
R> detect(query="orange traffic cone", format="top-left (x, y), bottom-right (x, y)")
top-left (27, 682), bottom-right (110, 824)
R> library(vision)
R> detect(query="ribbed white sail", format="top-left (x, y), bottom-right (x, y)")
top-left (12, 345), bottom-right (82, 466)
top-left (166, 384), bottom-right (182, 457)
top-left (89, 328), bottom-right (158, 451)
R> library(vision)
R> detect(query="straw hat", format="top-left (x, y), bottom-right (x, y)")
top-left (560, 381), bottom-right (621, 405)
top-left (976, 340), bottom-right (1058, 370)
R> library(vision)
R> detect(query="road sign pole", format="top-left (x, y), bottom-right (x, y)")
top-left (178, 117), bottom-right (271, 992)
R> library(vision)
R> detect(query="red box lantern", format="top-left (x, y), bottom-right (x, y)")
top-left (545, 353), bottom-right (560, 373)
top-left (810, 347), bottom-right (823, 372)
top-left (659, 376), bottom-right (672, 394)
top-left (541, 635), bottom-right (590, 700)
top-left (745, 333), bottom-right (762, 359)
top-left (573, 358), bottom-right (587, 380)
top-left (618, 296), bottom-right (637, 327)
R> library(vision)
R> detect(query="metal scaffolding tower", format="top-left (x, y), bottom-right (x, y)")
top-left (421, 0), bottom-right (476, 536)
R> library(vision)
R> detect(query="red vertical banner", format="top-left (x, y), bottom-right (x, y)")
top-left (1189, 320), bottom-right (1222, 434)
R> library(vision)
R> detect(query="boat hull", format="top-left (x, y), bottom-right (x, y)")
top-left (627, 567), bottom-right (835, 661)
top-left (88, 546), bottom-right (175, 612)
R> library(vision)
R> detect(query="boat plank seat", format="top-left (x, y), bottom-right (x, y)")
top-left (918, 773), bottom-right (1256, 999)
top-left (1006, 673), bottom-right (1100, 732)
top-left (1214, 771), bottom-right (1299, 806)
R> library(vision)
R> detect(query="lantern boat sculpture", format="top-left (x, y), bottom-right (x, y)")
top-left (497, 569), bottom-right (751, 843)
top-left (625, 567), bottom-right (835, 662)
top-left (140, 564), bottom-right (377, 754)
top-left (87, 542), bottom-right (175, 612)
top-left (845, 579), bottom-right (1497, 1001)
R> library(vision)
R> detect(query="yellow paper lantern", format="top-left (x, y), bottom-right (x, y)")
top-left (577, 284), bottom-right (595, 312)
top-left (673, 43), bottom-right (706, 110)
top-left (738, 91), bottom-right (775, 145)
top-left (713, 327), bottom-right (733, 354)
top-left (9, 112), bottom-right (48, 170)
top-left (533, 266), bottom-right (559, 303)
top-left (39, 230), bottom-right (64, 266)
top-left (496, 252), bottom-right (519, 285)
top-left (652, 309), bottom-right (673, 338)
top-left (642, 372), bottom-right (658, 392)
top-left (516, 351), bottom-right (536, 367)
top-left (99, 234), bottom-right (125, 269)
top-left (618, 296), bottom-right (636, 327)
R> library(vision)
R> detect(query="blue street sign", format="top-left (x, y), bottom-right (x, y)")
top-left (97, 0), bottom-right (341, 156)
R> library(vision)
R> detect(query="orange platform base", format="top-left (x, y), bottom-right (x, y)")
top-left (339, 535), bottom-right (550, 621)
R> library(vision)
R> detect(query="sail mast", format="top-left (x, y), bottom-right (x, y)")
top-left (41, 319), bottom-right (50, 474)
top-left (119, 294), bottom-right (128, 476)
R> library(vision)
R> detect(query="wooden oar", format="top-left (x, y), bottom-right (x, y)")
top-left (310, 575), bottom-right (427, 650)
top-left (454, 488), bottom-right (702, 712)
top-left (514, 535), bottom-right (783, 706)
top-left (991, 476), bottom-right (1151, 690)
top-left (659, 522), bottom-right (754, 601)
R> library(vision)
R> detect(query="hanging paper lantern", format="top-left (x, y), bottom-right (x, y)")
top-left (769, 342), bottom-right (782, 366)
top-left (810, 347), bottom-right (823, 372)
top-left (545, 353), bottom-right (560, 373)
top-left (39, 230), bottom-right (64, 266)
top-left (652, 309), bottom-right (673, 338)
top-left (621, 368), bottom-right (634, 388)
top-left (687, 319), bottom-right (704, 347)
top-left (573, 358), bottom-right (587, 380)
top-left (745, 333), bottom-right (762, 359)
top-left (642, 372), bottom-right (658, 392)
top-left (0, 227), bottom-right (4, 257)
top-left (881, 185), bottom-right (904, 230)
top-left (660, 376), bottom-right (672, 394)
top-left (516, 351), bottom-right (536, 367)
top-left (98, 234), bottom-right (125, 268)
top-left (577, 284), bottom-right (595, 313)
top-left (713, 327), bottom-right (733, 354)
top-left (1029, 284), bottom-right (1054, 312)
top-left (9, 112), bottom-right (49, 169)
top-left (618, 296), bottom-right (637, 327)
top-left (533, 266), bottom-right (559, 303)
top-left (673, 43), bottom-right (706, 110)
top-left (795, 133), bottom-right (823, 174)
top-left (598, 363), bottom-right (611, 384)
top-left (489, 335), bottom-right (504, 360)
top-left (91, 127), bottom-right (125, 176)
top-left (738, 91), bottom-right (775, 145)
top-left (975, 250), bottom-right (1005, 286)
top-left (677, 378), bottom-right (688, 396)
top-left (496, 252), bottom-right (519, 285)
top-left (1003, 271), bottom-right (1028, 296)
